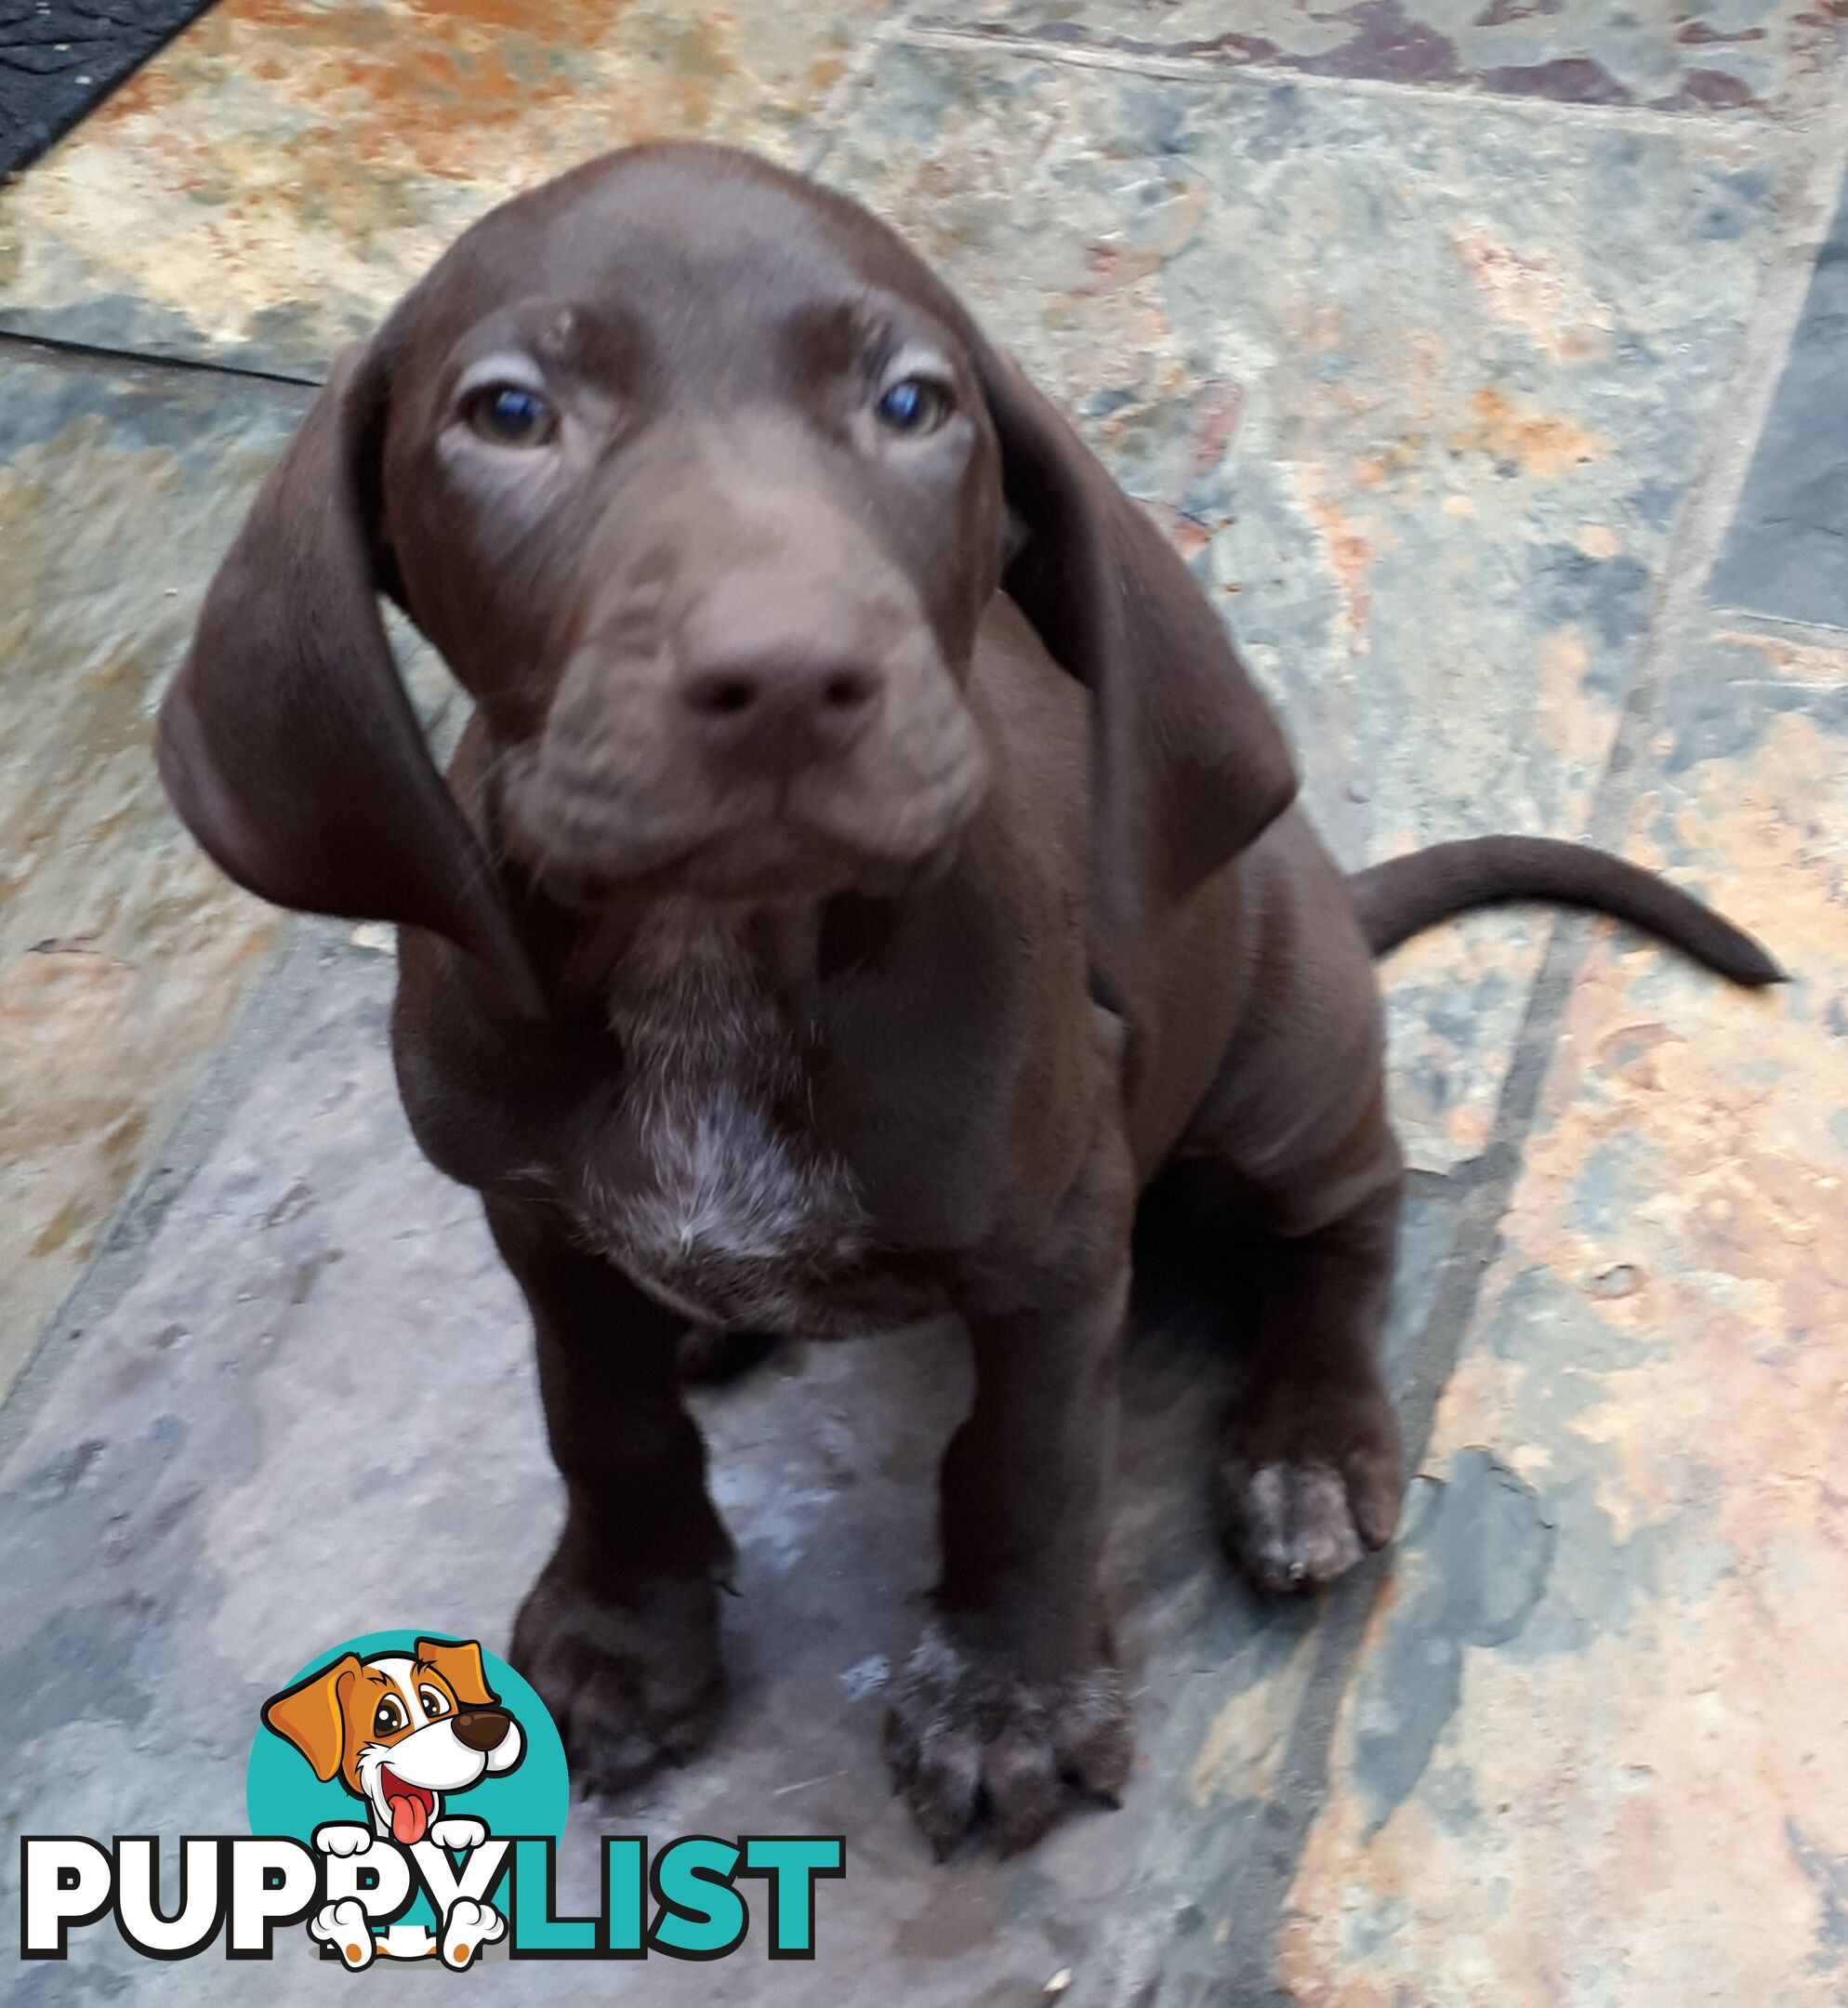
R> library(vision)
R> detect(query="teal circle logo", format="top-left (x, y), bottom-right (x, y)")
top-left (247, 1630), bottom-right (566, 1846)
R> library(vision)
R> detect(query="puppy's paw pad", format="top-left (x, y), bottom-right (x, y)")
top-left (883, 1623), bottom-right (1131, 1856)
top-left (511, 1568), bottom-right (725, 1799)
top-left (441, 1897), bottom-right (505, 1969)
top-left (1219, 1455), bottom-right (1393, 1592)
top-left (311, 1898), bottom-right (374, 1969)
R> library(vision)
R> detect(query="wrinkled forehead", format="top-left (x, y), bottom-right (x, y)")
top-left (397, 146), bottom-right (970, 396)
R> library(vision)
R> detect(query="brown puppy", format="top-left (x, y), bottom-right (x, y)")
top-left (158, 144), bottom-right (1778, 1856)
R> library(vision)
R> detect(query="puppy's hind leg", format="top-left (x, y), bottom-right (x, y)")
top-left (1181, 859), bottom-right (1406, 1592)
top-left (1213, 1133), bottom-right (1404, 1592)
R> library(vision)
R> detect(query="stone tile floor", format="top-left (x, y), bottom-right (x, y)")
top-left (3, 3), bottom-right (1846, 2001)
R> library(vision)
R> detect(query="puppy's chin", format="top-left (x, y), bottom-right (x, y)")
top-left (526, 815), bottom-right (965, 912)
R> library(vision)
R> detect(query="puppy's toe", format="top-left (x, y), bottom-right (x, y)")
top-left (1221, 1460), bottom-right (1365, 1589)
top-left (511, 1563), bottom-right (726, 1799)
top-left (1219, 1438), bottom-right (1400, 1592)
top-left (1218, 1380), bottom-right (1402, 1592)
top-left (883, 1622), bottom-right (1131, 1857)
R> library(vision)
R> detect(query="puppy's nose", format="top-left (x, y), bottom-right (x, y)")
top-left (452, 1708), bottom-right (511, 1752)
top-left (679, 648), bottom-right (884, 773)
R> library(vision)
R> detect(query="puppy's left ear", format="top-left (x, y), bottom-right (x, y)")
top-left (972, 344), bottom-right (1298, 1047)
top-left (415, 1637), bottom-right (496, 1709)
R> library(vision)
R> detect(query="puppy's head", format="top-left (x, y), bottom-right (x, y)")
top-left (376, 149), bottom-right (1008, 911)
top-left (261, 1637), bottom-right (523, 1846)
top-left (161, 144), bottom-right (1294, 1029)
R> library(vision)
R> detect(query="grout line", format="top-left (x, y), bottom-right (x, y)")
top-left (802, 0), bottom-right (918, 179)
top-left (894, 20), bottom-right (1803, 142)
top-left (0, 325), bottom-right (319, 396)
top-left (1203, 49), bottom-right (1848, 2008)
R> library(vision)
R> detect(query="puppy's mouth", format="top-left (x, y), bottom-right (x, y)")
top-left (500, 762), bottom-right (987, 910)
top-left (378, 1767), bottom-right (436, 1845)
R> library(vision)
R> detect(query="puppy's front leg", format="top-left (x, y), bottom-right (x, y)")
top-left (886, 1149), bottom-right (1135, 1855)
top-left (487, 1196), bottom-right (733, 1796)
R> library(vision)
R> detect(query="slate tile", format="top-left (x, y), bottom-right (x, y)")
top-left (1709, 170), bottom-right (1848, 628)
top-left (0, 0), bottom-right (889, 375)
top-left (0, 354), bottom-right (301, 1397)
top-left (1283, 630), bottom-right (1848, 2005)
top-left (910, 0), bottom-right (1848, 119)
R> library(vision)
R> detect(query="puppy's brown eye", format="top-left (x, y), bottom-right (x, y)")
top-left (419, 1685), bottom-right (450, 1720)
top-left (465, 383), bottom-right (558, 447)
top-left (373, 1698), bottom-right (405, 1737)
top-left (876, 376), bottom-right (950, 435)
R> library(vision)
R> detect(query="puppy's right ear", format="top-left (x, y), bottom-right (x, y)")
top-left (261, 1651), bottom-right (361, 1783)
top-left (156, 338), bottom-right (542, 1017)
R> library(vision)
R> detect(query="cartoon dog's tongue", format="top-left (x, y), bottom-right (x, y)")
top-left (382, 1772), bottom-right (431, 1845)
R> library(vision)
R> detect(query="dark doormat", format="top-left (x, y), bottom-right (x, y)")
top-left (1, 0), bottom-right (219, 181)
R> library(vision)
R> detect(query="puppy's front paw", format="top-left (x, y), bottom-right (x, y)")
top-left (1218, 1389), bottom-right (1401, 1592)
top-left (311, 1822), bottom-right (373, 1859)
top-left (511, 1560), bottom-right (724, 1798)
top-left (883, 1622), bottom-right (1131, 1856)
top-left (428, 1816), bottom-right (487, 1852)
top-left (440, 1897), bottom-right (505, 1970)
top-left (310, 1898), bottom-right (375, 1969)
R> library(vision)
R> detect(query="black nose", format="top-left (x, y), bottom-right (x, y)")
top-left (679, 648), bottom-right (884, 773)
top-left (452, 1708), bottom-right (511, 1753)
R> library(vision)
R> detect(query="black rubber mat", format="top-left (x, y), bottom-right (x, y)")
top-left (1, 0), bottom-right (218, 180)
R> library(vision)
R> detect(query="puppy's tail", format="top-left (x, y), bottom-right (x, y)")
top-left (1348, 836), bottom-right (1784, 987)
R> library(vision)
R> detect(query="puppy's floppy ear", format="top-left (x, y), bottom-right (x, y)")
top-left (156, 337), bottom-right (542, 1018)
top-left (261, 1651), bottom-right (361, 1784)
top-left (971, 344), bottom-right (1298, 1038)
top-left (414, 1636), bottom-right (497, 1710)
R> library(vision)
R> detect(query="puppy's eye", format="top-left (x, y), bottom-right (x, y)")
top-left (419, 1685), bottom-right (451, 1720)
top-left (373, 1698), bottom-right (406, 1737)
top-left (464, 383), bottom-right (558, 447)
top-left (875, 376), bottom-right (951, 435)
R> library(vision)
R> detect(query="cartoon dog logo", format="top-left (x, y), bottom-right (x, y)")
top-left (261, 1636), bottom-right (523, 1967)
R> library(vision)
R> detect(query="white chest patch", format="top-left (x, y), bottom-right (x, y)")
top-left (574, 905), bottom-right (868, 1330)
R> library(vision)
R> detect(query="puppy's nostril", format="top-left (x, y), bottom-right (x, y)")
top-left (822, 669), bottom-right (878, 711)
top-left (686, 672), bottom-right (759, 719)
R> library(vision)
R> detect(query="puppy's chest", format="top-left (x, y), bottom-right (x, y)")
top-left (570, 911), bottom-right (873, 1332)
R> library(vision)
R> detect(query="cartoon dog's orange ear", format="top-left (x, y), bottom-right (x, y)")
top-left (414, 1637), bottom-right (497, 1709)
top-left (261, 1651), bottom-right (362, 1782)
